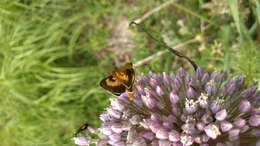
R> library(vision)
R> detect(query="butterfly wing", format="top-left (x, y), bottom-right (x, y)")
top-left (100, 75), bottom-right (126, 96)
top-left (114, 63), bottom-right (135, 89)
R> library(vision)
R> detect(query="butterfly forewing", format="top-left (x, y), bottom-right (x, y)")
top-left (100, 75), bottom-right (126, 96)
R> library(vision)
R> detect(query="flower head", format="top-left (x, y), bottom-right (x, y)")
top-left (74, 67), bottom-right (260, 146)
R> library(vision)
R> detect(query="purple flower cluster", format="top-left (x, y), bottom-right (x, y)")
top-left (74, 67), bottom-right (260, 146)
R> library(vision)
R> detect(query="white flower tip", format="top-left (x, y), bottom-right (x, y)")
top-left (204, 124), bottom-right (221, 139)
top-left (220, 121), bottom-right (233, 132)
top-left (215, 109), bottom-right (227, 121)
top-left (156, 128), bottom-right (168, 140)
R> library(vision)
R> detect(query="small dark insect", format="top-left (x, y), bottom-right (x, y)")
top-left (74, 123), bottom-right (89, 136)
top-left (100, 62), bottom-right (135, 100)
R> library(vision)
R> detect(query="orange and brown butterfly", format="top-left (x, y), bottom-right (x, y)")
top-left (100, 62), bottom-right (135, 100)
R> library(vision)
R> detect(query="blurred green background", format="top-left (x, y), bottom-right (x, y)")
top-left (0, 0), bottom-right (259, 145)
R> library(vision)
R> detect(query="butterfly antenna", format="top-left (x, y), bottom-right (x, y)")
top-left (129, 21), bottom-right (198, 71)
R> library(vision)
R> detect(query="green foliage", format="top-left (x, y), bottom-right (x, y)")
top-left (0, 0), bottom-right (259, 145)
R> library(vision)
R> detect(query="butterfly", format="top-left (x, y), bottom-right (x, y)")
top-left (100, 62), bottom-right (135, 100)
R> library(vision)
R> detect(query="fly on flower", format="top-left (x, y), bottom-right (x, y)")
top-left (74, 123), bottom-right (89, 136)
top-left (100, 62), bottom-right (135, 100)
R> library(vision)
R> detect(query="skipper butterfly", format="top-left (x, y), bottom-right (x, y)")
top-left (100, 62), bottom-right (135, 100)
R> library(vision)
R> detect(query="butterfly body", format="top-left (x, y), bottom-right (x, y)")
top-left (100, 63), bottom-right (135, 100)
